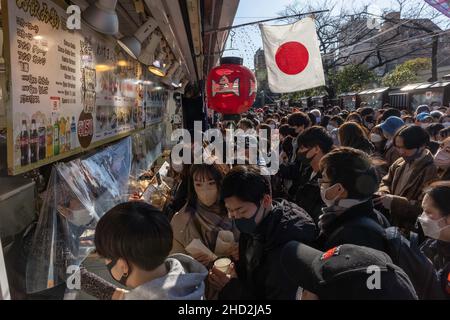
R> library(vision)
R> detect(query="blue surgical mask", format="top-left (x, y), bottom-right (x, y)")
top-left (234, 203), bottom-right (262, 234)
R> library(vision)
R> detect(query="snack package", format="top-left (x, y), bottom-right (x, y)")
top-left (185, 239), bottom-right (217, 261)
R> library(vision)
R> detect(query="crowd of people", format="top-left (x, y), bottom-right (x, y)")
top-left (80, 102), bottom-right (450, 300)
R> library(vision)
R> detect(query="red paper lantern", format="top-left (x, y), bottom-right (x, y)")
top-left (206, 57), bottom-right (257, 114)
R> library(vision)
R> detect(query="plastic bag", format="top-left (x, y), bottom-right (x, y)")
top-left (26, 137), bottom-right (132, 294)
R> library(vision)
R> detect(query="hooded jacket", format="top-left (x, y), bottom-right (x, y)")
top-left (219, 199), bottom-right (317, 300)
top-left (124, 254), bottom-right (208, 300)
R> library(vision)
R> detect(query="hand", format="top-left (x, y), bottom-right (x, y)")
top-left (192, 252), bottom-right (215, 267)
top-left (373, 194), bottom-right (394, 210)
top-left (280, 151), bottom-right (288, 164)
top-left (112, 288), bottom-right (129, 300)
top-left (128, 193), bottom-right (143, 201)
top-left (208, 264), bottom-right (237, 291)
top-left (228, 244), bottom-right (239, 261)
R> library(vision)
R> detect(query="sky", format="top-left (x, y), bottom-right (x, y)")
top-left (225, 0), bottom-right (450, 69)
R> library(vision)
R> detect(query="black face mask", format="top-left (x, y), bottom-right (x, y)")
top-left (297, 149), bottom-right (314, 167)
top-left (106, 259), bottom-right (131, 286)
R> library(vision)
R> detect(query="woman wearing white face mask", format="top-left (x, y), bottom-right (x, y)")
top-left (435, 137), bottom-right (450, 180)
top-left (418, 182), bottom-right (450, 299)
top-left (315, 147), bottom-right (389, 252)
top-left (170, 163), bottom-right (238, 267)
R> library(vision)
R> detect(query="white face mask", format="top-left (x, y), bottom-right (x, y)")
top-left (316, 117), bottom-right (321, 124)
top-left (418, 212), bottom-right (450, 239)
top-left (326, 125), bottom-right (335, 132)
top-left (434, 148), bottom-right (450, 169)
top-left (69, 208), bottom-right (95, 227)
top-left (370, 133), bottom-right (383, 143)
top-left (320, 184), bottom-right (341, 207)
top-left (443, 122), bottom-right (450, 128)
top-left (421, 123), bottom-right (431, 129)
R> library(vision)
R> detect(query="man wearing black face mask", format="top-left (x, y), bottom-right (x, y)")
top-left (208, 166), bottom-right (317, 300)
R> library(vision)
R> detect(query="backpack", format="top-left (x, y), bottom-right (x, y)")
top-left (329, 216), bottom-right (445, 300)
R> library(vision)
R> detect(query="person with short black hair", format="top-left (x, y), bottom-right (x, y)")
top-left (279, 124), bottom-right (296, 142)
top-left (316, 147), bottom-right (389, 252)
top-left (294, 126), bottom-right (334, 223)
top-left (418, 181), bottom-right (450, 299)
top-left (287, 112), bottom-right (311, 136)
top-left (377, 126), bottom-right (438, 232)
top-left (319, 115), bottom-right (330, 128)
top-left (278, 112), bottom-right (313, 195)
top-left (208, 165), bottom-right (317, 300)
top-left (439, 127), bottom-right (450, 142)
top-left (381, 108), bottom-right (402, 122)
top-left (90, 201), bottom-right (208, 300)
top-left (426, 123), bottom-right (445, 154)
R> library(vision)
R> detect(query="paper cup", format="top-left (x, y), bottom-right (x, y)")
top-left (214, 257), bottom-right (232, 273)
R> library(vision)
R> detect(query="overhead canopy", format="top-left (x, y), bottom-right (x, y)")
top-left (73, 0), bottom-right (240, 83)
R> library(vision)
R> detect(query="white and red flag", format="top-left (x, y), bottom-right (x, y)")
top-left (260, 17), bottom-right (325, 93)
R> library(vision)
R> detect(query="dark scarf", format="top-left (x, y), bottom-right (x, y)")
top-left (192, 201), bottom-right (234, 250)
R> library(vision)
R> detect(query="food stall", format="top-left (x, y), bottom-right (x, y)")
top-left (339, 92), bottom-right (360, 111)
top-left (388, 86), bottom-right (411, 110)
top-left (311, 95), bottom-right (328, 109)
top-left (300, 96), bottom-right (312, 109)
top-left (0, 0), bottom-right (239, 299)
top-left (394, 82), bottom-right (450, 111)
top-left (358, 87), bottom-right (390, 109)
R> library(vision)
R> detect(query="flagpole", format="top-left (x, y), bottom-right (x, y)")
top-left (204, 10), bottom-right (330, 35)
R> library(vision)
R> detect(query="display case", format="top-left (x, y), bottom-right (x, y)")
top-left (358, 87), bottom-right (390, 109)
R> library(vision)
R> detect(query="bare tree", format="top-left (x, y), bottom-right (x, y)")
top-left (278, 0), bottom-right (450, 96)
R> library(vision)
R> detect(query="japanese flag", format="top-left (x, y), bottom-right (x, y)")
top-left (260, 17), bottom-right (325, 93)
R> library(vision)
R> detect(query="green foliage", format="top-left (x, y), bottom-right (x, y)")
top-left (329, 65), bottom-right (377, 94)
top-left (382, 58), bottom-right (431, 87)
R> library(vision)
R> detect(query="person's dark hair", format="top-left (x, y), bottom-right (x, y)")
top-left (329, 116), bottom-right (344, 127)
top-left (394, 125), bottom-right (430, 149)
top-left (383, 103), bottom-right (391, 109)
top-left (426, 123), bottom-right (445, 140)
top-left (297, 126), bottom-right (334, 154)
top-left (221, 165), bottom-right (271, 206)
top-left (338, 122), bottom-right (373, 153)
top-left (280, 116), bottom-right (288, 125)
top-left (287, 112), bottom-right (311, 128)
top-left (346, 112), bottom-right (363, 125)
top-left (424, 181), bottom-right (450, 216)
top-left (360, 107), bottom-right (375, 118)
top-left (282, 135), bottom-right (294, 159)
top-left (382, 108), bottom-right (402, 122)
top-left (95, 202), bottom-right (172, 271)
top-left (307, 113), bottom-right (317, 126)
top-left (320, 115), bottom-right (330, 128)
top-left (439, 127), bottom-right (450, 140)
top-left (258, 123), bottom-right (272, 136)
top-left (319, 147), bottom-right (379, 199)
top-left (279, 124), bottom-right (297, 138)
top-left (238, 118), bottom-right (255, 130)
top-left (402, 115), bottom-right (414, 124)
top-left (187, 163), bottom-right (228, 210)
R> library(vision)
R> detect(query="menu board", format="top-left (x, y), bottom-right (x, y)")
top-left (3, 0), bottom-right (167, 175)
